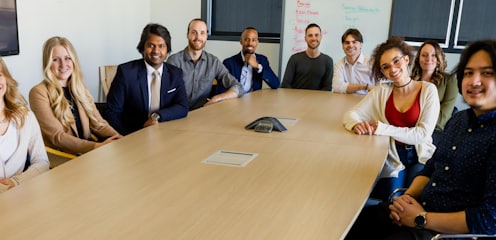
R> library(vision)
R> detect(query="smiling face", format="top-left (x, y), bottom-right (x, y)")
top-left (419, 44), bottom-right (438, 73)
top-left (240, 29), bottom-right (258, 55)
top-left (380, 48), bottom-right (410, 82)
top-left (462, 50), bottom-right (496, 116)
top-left (143, 34), bottom-right (168, 69)
top-left (305, 26), bottom-right (322, 50)
top-left (187, 20), bottom-right (208, 51)
top-left (342, 34), bottom-right (362, 59)
top-left (50, 45), bottom-right (74, 82)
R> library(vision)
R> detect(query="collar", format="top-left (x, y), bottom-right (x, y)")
top-left (476, 109), bottom-right (496, 122)
top-left (144, 60), bottom-right (163, 76)
top-left (183, 47), bottom-right (206, 63)
top-left (345, 53), bottom-right (364, 65)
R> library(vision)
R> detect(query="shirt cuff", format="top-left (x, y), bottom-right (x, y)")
top-left (256, 64), bottom-right (263, 73)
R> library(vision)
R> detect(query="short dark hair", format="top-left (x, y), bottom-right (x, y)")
top-left (455, 40), bottom-right (496, 94)
top-left (305, 23), bottom-right (321, 34)
top-left (136, 23), bottom-right (172, 54)
top-left (341, 28), bottom-right (363, 43)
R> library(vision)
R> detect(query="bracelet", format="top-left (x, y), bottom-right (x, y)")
top-left (363, 84), bottom-right (368, 91)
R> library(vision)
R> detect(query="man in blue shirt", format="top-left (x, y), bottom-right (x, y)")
top-left (346, 40), bottom-right (496, 239)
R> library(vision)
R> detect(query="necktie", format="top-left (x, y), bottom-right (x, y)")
top-left (150, 70), bottom-right (161, 113)
top-left (240, 65), bottom-right (250, 93)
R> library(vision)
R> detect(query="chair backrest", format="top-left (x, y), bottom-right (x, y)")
top-left (98, 65), bottom-right (118, 102)
top-left (45, 146), bottom-right (77, 168)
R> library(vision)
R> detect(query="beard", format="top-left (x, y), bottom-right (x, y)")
top-left (307, 41), bottom-right (320, 49)
top-left (188, 39), bottom-right (205, 51)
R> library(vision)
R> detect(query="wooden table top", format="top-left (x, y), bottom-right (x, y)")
top-left (0, 89), bottom-right (388, 240)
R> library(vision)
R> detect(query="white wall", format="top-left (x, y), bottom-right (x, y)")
top-left (5, 0), bottom-right (467, 110)
top-left (3, 0), bottom-right (150, 100)
top-left (150, 0), bottom-right (281, 80)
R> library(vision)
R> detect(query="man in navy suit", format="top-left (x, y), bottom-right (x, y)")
top-left (221, 27), bottom-right (279, 94)
top-left (106, 23), bottom-right (188, 135)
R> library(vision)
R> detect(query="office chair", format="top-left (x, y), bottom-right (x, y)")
top-left (98, 65), bottom-right (118, 102)
top-left (45, 146), bottom-right (77, 168)
top-left (388, 188), bottom-right (496, 240)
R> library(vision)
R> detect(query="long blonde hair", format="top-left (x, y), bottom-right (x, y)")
top-left (0, 57), bottom-right (28, 128)
top-left (41, 36), bottom-right (102, 131)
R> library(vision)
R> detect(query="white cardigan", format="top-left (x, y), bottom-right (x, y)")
top-left (343, 81), bottom-right (440, 178)
top-left (0, 111), bottom-right (49, 193)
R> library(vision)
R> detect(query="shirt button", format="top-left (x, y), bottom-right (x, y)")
top-left (481, 124), bottom-right (485, 128)
top-left (422, 202), bottom-right (427, 206)
top-left (432, 182), bottom-right (437, 187)
top-left (467, 128), bottom-right (472, 133)
top-left (452, 146), bottom-right (457, 151)
top-left (445, 166), bottom-right (449, 171)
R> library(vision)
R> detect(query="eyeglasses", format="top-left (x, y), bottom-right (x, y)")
top-left (380, 55), bottom-right (405, 72)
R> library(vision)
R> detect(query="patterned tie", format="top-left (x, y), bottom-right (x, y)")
top-left (150, 70), bottom-right (161, 113)
top-left (240, 65), bottom-right (250, 93)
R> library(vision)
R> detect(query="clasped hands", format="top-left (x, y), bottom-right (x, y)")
top-left (389, 194), bottom-right (425, 228)
top-left (352, 121), bottom-right (378, 135)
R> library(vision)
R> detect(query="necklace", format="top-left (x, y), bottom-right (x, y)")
top-left (394, 79), bottom-right (413, 88)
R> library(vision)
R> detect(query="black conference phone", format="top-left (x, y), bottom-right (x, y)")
top-left (245, 117), bottom-right (287, 133)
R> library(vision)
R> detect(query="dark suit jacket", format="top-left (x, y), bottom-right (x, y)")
top-left (106, 59), bottom-right (188, 135)
top-left (220, 52), bottom-right (279, 94)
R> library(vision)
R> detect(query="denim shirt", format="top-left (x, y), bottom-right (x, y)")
top-left (418, 109), bottom-right (496, 234)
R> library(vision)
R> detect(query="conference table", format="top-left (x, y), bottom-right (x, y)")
top-left (0, 89), bottom-right (388, 240)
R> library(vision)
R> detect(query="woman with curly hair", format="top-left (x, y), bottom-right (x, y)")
top-left (0, 56), bottom-right (49, 193)
top-left (30, 36), bottom-right (122, 157)
top-left (343, 37), bottom-right (439, 201)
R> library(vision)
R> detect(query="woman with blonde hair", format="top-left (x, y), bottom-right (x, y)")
top-left (30, 36), bottom-right (121, 157)
top-left (0, 56), bottom-right (49, 193)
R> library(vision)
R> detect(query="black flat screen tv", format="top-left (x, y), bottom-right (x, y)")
top-left (0, 0), bottom-right (19, 56)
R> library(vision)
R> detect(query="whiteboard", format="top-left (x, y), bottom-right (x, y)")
top-left (279, 0), bottom-right (393, 77)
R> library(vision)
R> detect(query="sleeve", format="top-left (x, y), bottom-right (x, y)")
top-left (343, 87), bottom-right (380, 131)
top-left (258, 56), bottom-right (280, 89)
top-left (320, 56), bottom-right (333, 91)
top-left (437, 74), bottom-right (459, 130)
top-left (465, 146), bottom-right (496, 234)
top-left (281, 55), bottom-right (296, 88)
top-left (156, 66), bottom-right (189, 121)
top-left (374, 83), bottom-right (440, 145)
top-left (85, 88), bottom-right (120, 137)
top-left (332, 59), bottom-right (349, 93)
top-left (105, 65), bottom-right (127, 135)
top-left (29, 84), bottom-right (97, 155)
top-left (215, 57), bottom-right (243, 97)
top-left (10, 112), bottom-right (49, 186)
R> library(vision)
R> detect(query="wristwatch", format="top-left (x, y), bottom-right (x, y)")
top-left (150, 112), bottom-right (160, 121)
top-left (414, 211), bottom-right (427, 229)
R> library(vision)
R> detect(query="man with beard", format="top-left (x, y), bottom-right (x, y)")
top-left (281, 23), bottom-right (333, 91)
top-left (106, 23), bottom-right (189, 135)
top-left (332, 28), bottom-right (375, 94)
top-left (167, 18), bottom-right (244, 110)
top-left (221, 27), bottom-right (279, 94)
